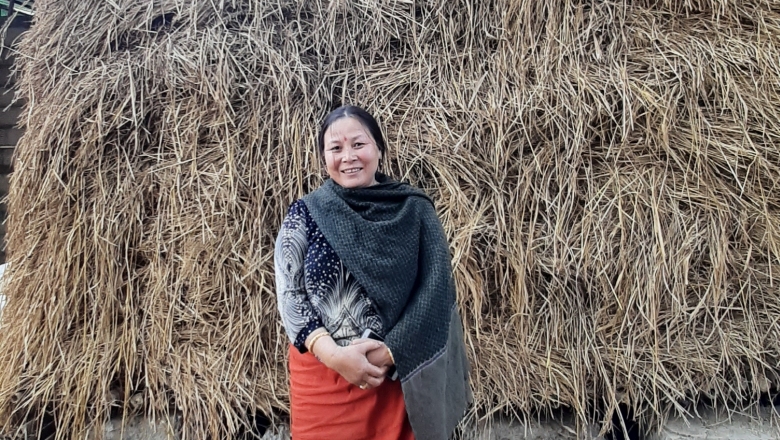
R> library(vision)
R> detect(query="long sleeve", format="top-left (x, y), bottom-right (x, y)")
top-left (274, 201), bottom-right (324, 352)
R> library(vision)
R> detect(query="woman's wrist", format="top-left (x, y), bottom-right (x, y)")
top-left (304, 327), bottom-right (328, 351)
top-left (307, 331), bottom-right (330, 354)
top-left (311, 336), bottom-right (342, 368)
top-left (385, 345), bottom-right (395, 365)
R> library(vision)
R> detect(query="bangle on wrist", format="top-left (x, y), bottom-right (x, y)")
top-left (307, 331), bottom-right (330, 355)
top-left (385, 345), bottom-right (395, 365)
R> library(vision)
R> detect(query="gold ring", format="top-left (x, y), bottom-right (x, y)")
top-left (359, 383), bottom-right (368, 390)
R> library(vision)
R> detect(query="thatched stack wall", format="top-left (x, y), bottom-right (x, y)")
top-left (0, 0), bottom-right (778, 438)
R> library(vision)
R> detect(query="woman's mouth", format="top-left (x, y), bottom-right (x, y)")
top-left (342, 168), bottom-right (362, 174)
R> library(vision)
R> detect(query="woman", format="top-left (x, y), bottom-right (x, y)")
top-left (274, 106), bottom-right (471, 440)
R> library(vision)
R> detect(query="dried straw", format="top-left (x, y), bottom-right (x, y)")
top-left (0, 0), bottom-right (778, 438)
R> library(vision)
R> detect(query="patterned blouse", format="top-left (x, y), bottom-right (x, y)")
top-left (274, 199), bottom-right (384, 352)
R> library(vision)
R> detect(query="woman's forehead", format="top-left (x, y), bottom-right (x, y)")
top-left (325, 117), bottom-right (372, 142)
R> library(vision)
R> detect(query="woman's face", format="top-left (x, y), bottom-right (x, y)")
top-left (322, 117), bottom-right (381, 188)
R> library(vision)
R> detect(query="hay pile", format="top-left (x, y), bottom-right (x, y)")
top-left (0, 0), bottom-right (779, 438)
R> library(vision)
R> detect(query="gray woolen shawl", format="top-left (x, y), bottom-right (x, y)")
top-left (302, 175), bottom-right (472, 439)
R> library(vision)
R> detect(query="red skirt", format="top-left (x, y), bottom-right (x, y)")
top-left (288, 345), bottom-right (415, 440)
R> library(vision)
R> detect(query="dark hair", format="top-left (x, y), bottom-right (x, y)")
top-left (317, 105), bottom-right (387, 159)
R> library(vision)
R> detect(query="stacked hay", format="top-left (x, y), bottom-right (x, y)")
top-left (0, 0), bottom-right (778, 438)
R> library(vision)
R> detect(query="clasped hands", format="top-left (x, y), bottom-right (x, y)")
top-left (312, 335), bottom-right (394, 391)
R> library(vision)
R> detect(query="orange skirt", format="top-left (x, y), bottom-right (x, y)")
top-left (288, 345), bottom-right (414, 440)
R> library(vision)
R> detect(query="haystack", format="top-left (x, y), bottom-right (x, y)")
top-left (0, 0), bottom-right (778, 438)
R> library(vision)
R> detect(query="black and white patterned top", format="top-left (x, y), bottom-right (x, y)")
top-left (274, 199), bottom-right (384, 352)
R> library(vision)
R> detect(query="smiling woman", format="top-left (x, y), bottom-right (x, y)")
top-left (322, 117), bottom-right (381, 188)
top-left (318, 106), bottom-right (385, 189)
top-left (274, 105), bottom-right (472, 440)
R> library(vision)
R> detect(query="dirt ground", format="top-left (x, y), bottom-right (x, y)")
top-left (648, 404), bottom-right (780, 440)
top-left (257, 403), bottom-right (780, 440)
top-left (75, 400), bottom-right (780, 439)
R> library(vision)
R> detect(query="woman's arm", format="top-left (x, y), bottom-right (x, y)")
top-left (275, 202), bottom-right (386, 388)
top-left (274, 203), bottom-right (325, 352)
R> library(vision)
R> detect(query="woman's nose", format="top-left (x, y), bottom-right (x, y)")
top-left (342, 147), bottom-right (356, 161)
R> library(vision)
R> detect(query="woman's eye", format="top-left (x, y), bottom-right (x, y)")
top-left (354, 143), bottom-right (364, 148)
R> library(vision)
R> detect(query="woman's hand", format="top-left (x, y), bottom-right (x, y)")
top-left (351, 338), bottom-right (394, 368)
top-left (313, 337), bottom-right (388, 389)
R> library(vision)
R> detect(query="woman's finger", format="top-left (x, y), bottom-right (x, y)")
top-left (364, 364), bottom-right (388, 379)
top-left (363, 361), bottom-right (384, 378)
top-left (356, 373), bottom-right (383, 390)
top-left (350, 338), bottom-right (374, 346)
top-left (364, 374), bottom-right (385, 389)
top-left (352, 339), bottom-right (382, 352)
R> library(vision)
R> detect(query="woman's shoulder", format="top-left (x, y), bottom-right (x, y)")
top-left (282, 198), bottom-right (317, 232)
top-left (280, 198), bottom-right (313, 227)
top-left (405, 185), bottom-right (435, 209)
top-left (287, 198), bottom-right (308, 215)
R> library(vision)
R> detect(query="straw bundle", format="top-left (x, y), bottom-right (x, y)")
top-left (0, 0), bottom-right (778, 438)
